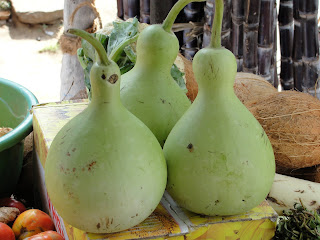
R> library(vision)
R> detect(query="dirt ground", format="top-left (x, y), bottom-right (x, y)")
top-left (0, 0), bottom-right (117, 104)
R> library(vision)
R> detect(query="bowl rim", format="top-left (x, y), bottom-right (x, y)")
top-left (0, 78), bottom-right (39, 152)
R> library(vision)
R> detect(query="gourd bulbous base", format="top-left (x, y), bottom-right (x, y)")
top-left (45, 60), bottom-right (167, 233)
top-left (45, 106), bottom-right (167, 233)
top-left (163, 47), bottom-right (275, 216)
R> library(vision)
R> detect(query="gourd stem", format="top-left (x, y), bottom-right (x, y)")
top-left (162, 0), bottom-right (206, 33)
top-left (109, 34), bottom-right (139, 62)
top-left (67, 28), bottom-right (110, 66)
top-left (209, 0), bottom-right (224, 48)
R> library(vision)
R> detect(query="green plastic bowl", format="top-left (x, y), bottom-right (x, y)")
top-left (0, 78), bottom-right (38, 197)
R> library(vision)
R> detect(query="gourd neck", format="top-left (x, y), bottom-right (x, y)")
top-left (90, 83), bottom-right (121, 106)
top-left (162, 0), bottom-right (206, 33)
top-left (89, 62), bottom-right (122, 106)
top-left (209, 0), bottom-right (223, 49)
top-left (134, 57), bottom-right (172, 75)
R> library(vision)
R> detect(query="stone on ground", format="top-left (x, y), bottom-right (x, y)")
top-left (11, 0), bottom-right (63, 24)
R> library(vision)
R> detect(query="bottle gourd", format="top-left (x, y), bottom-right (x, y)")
top-left (44, 29), bottom-right (167, 233)
top-left (163, 0), bottom-right (275, 216)
top-left (120, 0), bottom-right (205, 147)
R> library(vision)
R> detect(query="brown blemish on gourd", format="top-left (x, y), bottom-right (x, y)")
top-left (73, 168), bottom-right (76, 172)
top-left (72, 148), bottom-right (76, 152)
top-left (96, 223), bottom-right (100, 229)
top-left (187, 143), bottom-right (194, 152)
top-left (87, 161), bottom-right (97, 171)
top-left (101, 74), bottom-right (106, 80)
top-left (111, 218), bottom-right (113, 224)
top-left (66, 152), bottom-right (71, 156)
top-left (137, 100), bottom-right (144, 104)
top-left (108, 74), bottom-right (118, 84)
top-left (160, 98), bottom-right (166, 103)
top-left (215, 200), bottom-right (219, 205)
top-left (105, 217), bottom-right (110, 227)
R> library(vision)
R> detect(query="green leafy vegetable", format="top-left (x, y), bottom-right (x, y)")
top-left (273, 201), bottom-right (320, 240)
top-left (76, 17), bottom-right (187, 99)
top-left (107, 18), bottom-right (139, 57)
top-left (171, 64), bottom-right (187, 93)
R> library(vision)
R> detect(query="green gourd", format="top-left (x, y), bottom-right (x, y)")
top-left (120, 0), bottom-right (205, 147)
top-left (163, 0), bottom-right (275, 216)
top-left (44, 29), bottom-right (167, 233)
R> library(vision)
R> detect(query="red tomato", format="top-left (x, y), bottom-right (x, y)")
top-left (12, 209), bottom-right (55, 240)
top-left (25, 231), bottom-right (64, 240)
top-left (0, 222), bottom-right (15, 240)
top-left (0, 197), bottom-right (26, 213)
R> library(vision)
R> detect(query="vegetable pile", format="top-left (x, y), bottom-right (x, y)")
top-left (273, 202), bottom-right (320, 239)
top-left (38, 0), bottom-right (320, 237)
top-left (0, 196), bottom-right (64, 240)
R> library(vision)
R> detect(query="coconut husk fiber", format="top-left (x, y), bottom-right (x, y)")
top-left (233, 72), bottom-right (278, 104)
top-left (247, 90), bottom-right (320, 169)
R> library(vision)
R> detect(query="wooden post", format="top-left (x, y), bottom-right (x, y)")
top-left (150, 0), bottom-right (174, 24)
top-left (299, 0), bottom-right (320, 98)
top-left (272, 0), bottom-right (279, 87)
top-left (60, 0), bottom-right (96, 100)
top-left (292, 0), bottom-right (303, 91)
top-left (243, 0), bottom-right (261, 74)
top-left (231, 0), bottom-right (245, 71)
top-left (278, 0), bottom-right (294, 90)
top-left (182, 2), bottom-right (205, 60)
top-left (123, 0), bottom-right (140, 20)
top-left (140, 0), bottom-right (150, 23)
top-left (117, 0), bottom-right (124, 19)
top-left (203, 0), bottom-right (232, 50)
top-left (258, 0), bottom-right (276, 85)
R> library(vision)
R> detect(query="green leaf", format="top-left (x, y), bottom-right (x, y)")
top-left (171, 64), bottom-right (187, 93)
top-left (107, 17), bottom-right (139, 57)
top-left (81, 37), bottom-right (96, 61)
top-left (96, 32), bottom-right (108, 51)
top-left (84, 61), bottom-right (93, 100)
top-left (123, 45), bottom-right (137, 63)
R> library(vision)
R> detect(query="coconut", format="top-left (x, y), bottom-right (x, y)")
top-left (247, 90), bottom-right (320, 169)
top-left (233, 72), bottom-right (278, 104)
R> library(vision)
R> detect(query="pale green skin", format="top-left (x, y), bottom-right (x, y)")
top-left (120, 25), bottom-right (191, 147)
top-left (45, 60), bottom-right (167, 233)
top-left (163, 47), bottom-right (275, 216)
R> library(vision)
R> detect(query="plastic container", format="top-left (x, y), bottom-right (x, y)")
top-left (0, 78), bottom-right (38, 196)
